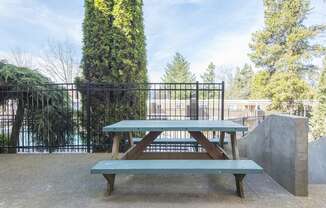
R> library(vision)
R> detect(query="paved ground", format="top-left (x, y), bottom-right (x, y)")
top-left (0, 154), bottom-right (325, 208)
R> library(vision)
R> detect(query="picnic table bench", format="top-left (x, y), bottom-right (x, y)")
top-left (91, 160), bottom-right (263, 197)
top-left (92, 120), bottom-right (263, 198)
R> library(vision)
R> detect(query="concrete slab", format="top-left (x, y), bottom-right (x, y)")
top-left (309, 137), bottom-right (326, 184)
top-left (0, 154), bottom-right (325, 208)
top-left (243, 114), bottom-right (308, 196)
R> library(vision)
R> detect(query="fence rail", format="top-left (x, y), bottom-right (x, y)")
top-left (0, 82), bottom-right (225, 153)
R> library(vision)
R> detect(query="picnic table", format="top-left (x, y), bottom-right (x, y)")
top-left (103, 120), bottom-right (247, 160)
top-left (92, 120), bottom-right (263, 197)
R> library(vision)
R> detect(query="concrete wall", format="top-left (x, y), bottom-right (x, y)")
top-left (309, 137), bottom-right (326, 184)
top-left (242, 114), bottom-right (308, 196)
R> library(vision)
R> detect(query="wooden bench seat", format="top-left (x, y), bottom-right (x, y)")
top-left (132, 137), bottom-right (227, 145)
top-left (91, 160), bottom-right (263, 197)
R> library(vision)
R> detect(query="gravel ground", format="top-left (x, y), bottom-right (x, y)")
top-left (0, 154), bottom-right (325, 208)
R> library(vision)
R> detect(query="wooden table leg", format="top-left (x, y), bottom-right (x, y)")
top-left (103, 174), bottom-right (115, 195)
top-left (189, 131), bottom-right (227, 159)
top-left (234, 174), bottom-right (245, 198)
top-left (219, 131), bottom-right (225, 148)
top-left (127, 132), bottom-right (134, 148)
top-left (121, 131), bottom-right (162, 160)
top-left (230, 132), bottom-right (244, 197)
top-left (111, 134), bottom-right (120, 160)
top-left (230, 132), bottom-right (239, 160)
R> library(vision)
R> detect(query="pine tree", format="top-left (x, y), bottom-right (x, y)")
top-left (310, 57), bottom-right (326, 139)
top-left (201, 62), bottom-right (216, 83)
top-left (161, 53), bottom-right (196, 83)
top-left (250, 70), bottom-right (270, 99)
top-left (248, 0), bottom-right (324, 112)
top-left (249, 0), bottom-right (325, 74)
top-left (227, 64), bottom-right (254, 99)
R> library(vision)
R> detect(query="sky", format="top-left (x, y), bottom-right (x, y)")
top-left (0, 0), bottom-right (325, 82)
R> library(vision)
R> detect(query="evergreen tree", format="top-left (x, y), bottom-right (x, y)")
top-left (80, 0), bottom-right (148, 150)
top-left (249, 0), bottom-right (325, 74)
top-left (161, 53), bottom-right (196, 83)
top-left (250, 70), bottom-right (270, 99)
top-left (82, 0), bottom-right (147, 83)
top-left (201, 62), bottom-right (216, 83)
top-left (227, 64), bottom-right (254, 99)
top-left (265, 72), bottom-right (312, 112)
top-left (248, 0), bottom-right (324, 112)
top-left (310, 57), bottom-right (326, 139)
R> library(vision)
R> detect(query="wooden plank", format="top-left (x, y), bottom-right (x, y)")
top-left (111, 134), bottom-right (120, 160)
top-left (230, 133), bottom-right (239, 160)
top-left (120, 131), bottom-right (162, 160)
top-left (189, 131), bottom-right (225, 159)
top-left (91, 160), bottom-right (263, 175)
top-left (219, 132), bottom-right (225, 148)
top-left (128, 132), bottom-right (134, 147)
top-left (103, 174), bottom-right (115, 195)
top-left (229, 132), bottom-right (244, 197)
top-left (138, 152), bottom-right (214, 160)
top-left (132, 137), bottom-right (226, 144)
top-left (215, 144), bottom-right (230, 160)
top-left (234, 174), bottom-right (245, 198)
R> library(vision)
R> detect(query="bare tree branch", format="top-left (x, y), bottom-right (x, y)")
top-left (39, 40), bottom-right (80, 83)
top-left (8, 47), bottom-right (35, 68)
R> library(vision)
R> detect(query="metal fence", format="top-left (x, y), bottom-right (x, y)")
top-left (0, 82), bottom-right (225, 153)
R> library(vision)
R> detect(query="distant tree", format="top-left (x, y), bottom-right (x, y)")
top-left (310, 57), bottom-right (326, 139)
top-left (215, 65), bottom-right (234, 85)
top-left (249, 0), bottom-right (325, 74)
top-left (227, 64), bottom-right (254, 99)
top-left (8, 47), bottom-right (35, 69)
top-left (201, 62), bottom-right (216, 83)
top-left (39, 40), bottom-right (80, 83)
top-left (161, 53), bottom-right (196, 83)
top-left (265, 72), bottom-right (312, 112)
top-left (250, 70), bottom-right (270, 99)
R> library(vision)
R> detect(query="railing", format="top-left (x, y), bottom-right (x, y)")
top-left (0, 82), bottom-right (224, 153)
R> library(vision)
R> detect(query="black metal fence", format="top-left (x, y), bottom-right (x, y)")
top-left (0, 82), bottom-right (225, 153)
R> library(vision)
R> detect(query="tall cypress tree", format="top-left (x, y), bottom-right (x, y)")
top-left (82, 0), bottom-right (147, 83)
top-left (80, 0), bottom-right (147, 150)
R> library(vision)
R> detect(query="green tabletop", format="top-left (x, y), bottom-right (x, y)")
top-left (103, 120), bottom-right (248, 132)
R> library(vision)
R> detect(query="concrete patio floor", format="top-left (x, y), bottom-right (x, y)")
top-left (0, 154), bottom-right (325, 208)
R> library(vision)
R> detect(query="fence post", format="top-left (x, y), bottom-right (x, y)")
top-left (86, 82), bottom-right (91, 153)
top-left (196, 81), bottom-right (199, 120)
top-left (242, 117), bottom-right (245, 136)
top-left (221, 81), bottom-right (225, 120)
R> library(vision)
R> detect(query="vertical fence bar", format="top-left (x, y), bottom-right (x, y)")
top-left (196, 81), bottom-right (199, 120)
top-left (86, 82), bottom-right (91, 153)
top-left (221, 81), bottom-right (225, 120)
top-left (242, 117), bottom-right (245, 136)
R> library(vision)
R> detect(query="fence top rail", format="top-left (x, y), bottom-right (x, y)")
top-left (0, 82), bottom-right (224, 87)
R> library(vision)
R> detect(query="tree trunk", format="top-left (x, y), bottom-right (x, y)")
top-left (8, 100), bottom-right (24, 153)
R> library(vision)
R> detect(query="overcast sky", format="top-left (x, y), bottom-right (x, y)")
top-left (0, 0), bottom-right (325, 82)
